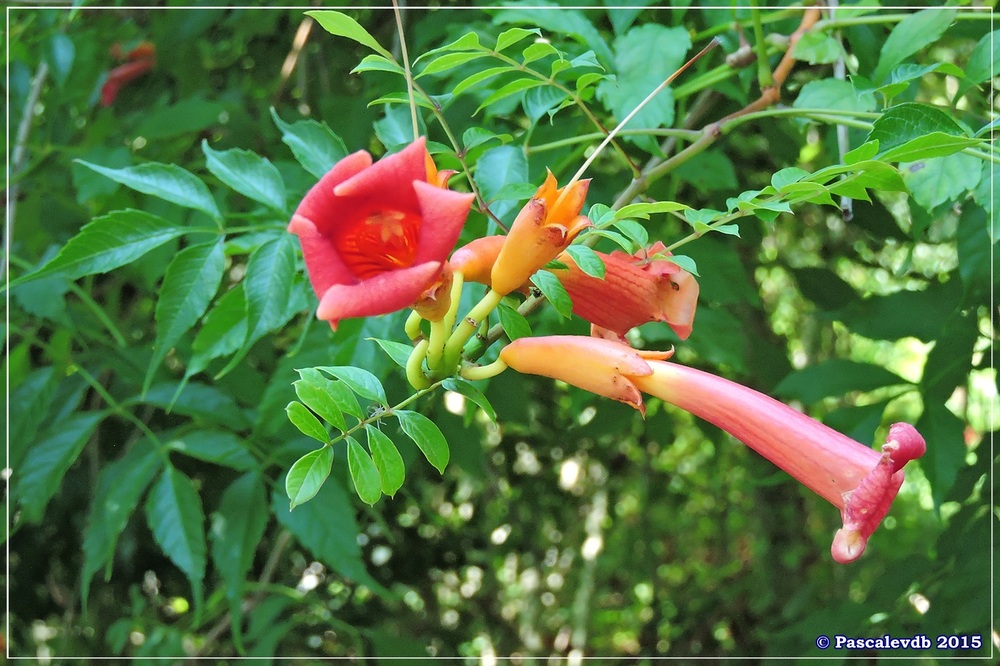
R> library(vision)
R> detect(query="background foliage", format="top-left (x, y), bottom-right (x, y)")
top-left (5, 1), bottom-right (997, 661)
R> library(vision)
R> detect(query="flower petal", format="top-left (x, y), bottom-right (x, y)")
top-left (412, 181), bottom-right (475, 265)
top-left (548, 180), bottom-right (590, 227)
top-left (333, 137), bottom-right (428, 212)
top-left (289, 150), bottom-right (373, 237)
top-left (316, 261), bottom-right (442, 328)
top-left (287, 216), bottom-right (357, 300)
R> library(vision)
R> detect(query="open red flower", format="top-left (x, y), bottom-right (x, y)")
top-left (553, 241), bottom-right (699, 340)
top-left (288, 137), bottom-right (474, 329)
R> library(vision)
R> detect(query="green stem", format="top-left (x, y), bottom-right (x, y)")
top-left (442, 271), bottom-right (464, 337)
top-left (460, 358), bottom-right (507, 381)
top-left (406, 338), bottom-right (432, 390)
top-left (814, 11), bottom-right (991, 32)
top-left (426, 319), bottom-right (448, 373)
top-left (690, 7), bottom-right (802, 43)
top-left (73, 364), bottom-right (170, 461)
top-left (750, 0), bottom-right (774, 89)
top-left (405, 310), bottom-right (424, 341)
top-left (443, 288), bottom-right (503, 370)
top-left (527, 128), bottom-right (702, 155)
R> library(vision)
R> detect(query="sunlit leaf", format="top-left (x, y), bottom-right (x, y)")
top-left (76, 161), bottom-right (221, 221)
top-left (285, 446), bottom-right (334, 509)
top-left (285, 401), bottom-right (329, 444)
top-left (307, 10), bottom-right (393, 59)
top-left (202, 140), bottom-right (287, 213)
top-left (395, 409), bottom-right (450, 474)
top-left (347, 437), bottom-right (382, 505)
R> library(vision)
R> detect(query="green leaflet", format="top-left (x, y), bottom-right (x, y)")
top-left (202, 140), bottom-right (288, 213)
top-left (145, 466), bottom-right (207, 617)
top-left (347, 436), bottom-right (382, 505)
top-left (531, 270), bottom-right (573, 319)
top-left (307, 10), bottom-right (393, 60)
top-left (366, 425), bottom-right (405, 497)
top-left (285, 401), bottom-right (330, 444)
top-left (15, 411), bottom-right (107, 524)
top-left (16, 209), bottom-right (187, 285)
top-left (75, 161), bottom-right (221, 221)
top-left (395, 409), bottom-right (450, 474)
top-left (270, 108), bottom-right (348, 180)
top-left (285, 446), bottom-right (334, 509)
top-left (146, 239), bottom-right (225, 394)
top-left (81, 442), bottom-right (162, 609)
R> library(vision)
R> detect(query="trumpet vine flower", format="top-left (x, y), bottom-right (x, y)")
top-left (499, 335), bottom-right (672, 415)
top-left (101, 42), bottom-right (157, 107)
top-left (287, 137), bottom-right (474, 328)
top-left (490, 173), bottom-right (592, 296)
top-left (501, 336), bottom-right (926, 563)
top-left (554, 241), bottom-right (699, 340)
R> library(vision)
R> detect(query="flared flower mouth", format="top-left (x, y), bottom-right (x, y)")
top-left (287, 137), bottom-right (474, 328)
top-left (490, 172), bottom-right (592, 296)
top-left (831, 423), bottom-right (926, 563)
top-left (499, 335), bottom-right (926, 563)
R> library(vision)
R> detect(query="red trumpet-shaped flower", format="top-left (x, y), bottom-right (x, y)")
top-left (101, 41), bottom-right (156, 107)
top-left (490, 172), bottom-right (592, 295)
top-left (554, 241), bottom-right (699, 340)
top-left (501, 335), bottom-right (926, 563)
top-left (288, 137), bottom-right (474, 329)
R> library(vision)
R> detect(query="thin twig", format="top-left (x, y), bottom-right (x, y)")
top-left (5, 60), bottom-right (49, 277)
top-left (828, 0), bottom-right (854, 221)
top-left (392, 0), bottom-right (420, 141)
top-left (193, 530), bottom-right (293, 657)
top-left (612, 7), bottom-right (822, 211)
top-left (272, 17), bottom-right (314, 105)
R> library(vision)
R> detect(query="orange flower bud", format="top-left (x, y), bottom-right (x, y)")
top-left (490, 172), bottom-right (591, 295)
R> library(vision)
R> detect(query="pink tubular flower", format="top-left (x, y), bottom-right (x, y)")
top-left (500, 336), bottom-right (672, 415)
top-left (501, 335), bottom-right (926, 563)
top-left (554, 241), bottom-right (699, 340)
top-left (287, 137), bottom-right (475, 328)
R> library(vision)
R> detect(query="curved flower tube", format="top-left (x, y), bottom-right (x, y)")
top-left (287, 137), bottom-right (475, 329)
top-left (554, 241), bottom-right (699, 340)
top-left (101, 42), bottom-right (157, 107)
top-left (450, 235), bottom-right (507, 288)
top-left (491, 172), bottom-right (592, 295)
top-left (501, 335), bottom-right (926, 563)
top-left (499, 335), bottom-right (672, 415)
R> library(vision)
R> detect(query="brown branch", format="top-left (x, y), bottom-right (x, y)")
top-left (614, 6), bottom-right (822, 210)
